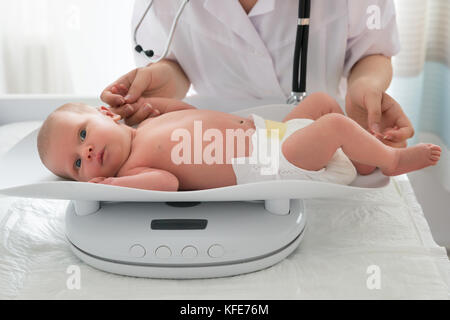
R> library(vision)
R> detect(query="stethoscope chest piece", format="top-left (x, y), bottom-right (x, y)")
top-left (286, 92), bottom-right (307, 105)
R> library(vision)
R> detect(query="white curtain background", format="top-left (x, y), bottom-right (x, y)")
top-left (389, 0), bottom-right (450, 191)
top-left (0, 26), bottom-right (6, 92)
top-left (0, 0), bottom-right (135, 94)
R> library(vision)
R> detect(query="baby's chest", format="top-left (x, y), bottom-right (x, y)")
top-left (128, 130), bottom-right (173, 167)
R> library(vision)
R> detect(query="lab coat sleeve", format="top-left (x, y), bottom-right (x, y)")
top-left (131, 0), bottom-right (177, 68)
top-left (343, 0), bottom-right (401, 78)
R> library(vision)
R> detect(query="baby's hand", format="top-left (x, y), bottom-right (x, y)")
top-left (106, 84), bottom-right (160, 126)
top-left (88, 177), bottom-right (114, 185)
top-left (89, 177), bottom-right (106, 183)
top-left (119, 102), bottom-right (161, 126)
top-left (112, 97), bottom-right (161, 127)
top-left (131, 99), bottom-right (161, 118)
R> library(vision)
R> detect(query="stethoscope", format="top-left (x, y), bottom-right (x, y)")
top-left (134, 0), bottom-right (311, 105)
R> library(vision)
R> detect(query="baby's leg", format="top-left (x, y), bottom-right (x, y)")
top-left (283, 92), bottom-right (344, 122)
top-left (283, 92), bottom-right (376, 175)
top-left (282, 113), bottom-right (441, 175)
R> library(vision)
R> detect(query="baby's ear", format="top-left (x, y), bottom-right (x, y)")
top-left (98, 106), bottom-right (121, 122)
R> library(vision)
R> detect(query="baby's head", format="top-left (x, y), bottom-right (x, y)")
top-left (37, 103), bottom-right (133, 182)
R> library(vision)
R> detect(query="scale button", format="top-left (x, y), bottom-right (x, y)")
top-left (155, 245), bottom-right (172, 258)
top-left (181, 245), bottom-right (198, 258)
top-left (208, 244), bottom-right (224, 258)
top-left (129, 244), bottom-right (146, 258)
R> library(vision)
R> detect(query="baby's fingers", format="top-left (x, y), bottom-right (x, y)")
top-left (99, 177), bottom-right (115, 185)
top-left (89, 177), bottom-right (106, 183)
top-left (125, 103), bottom-right (156, 126)
top-left (147, 104), bottom-right (160, 117)
top-left (110, 104), bottom-right (136, 119)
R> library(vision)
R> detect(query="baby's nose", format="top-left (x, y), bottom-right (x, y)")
top-left (82, 146), bottom-right (94, 160)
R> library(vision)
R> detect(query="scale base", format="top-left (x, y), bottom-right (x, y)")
top-left (66, 200), bottom-right (307, 279)
top-left (69, 229), bottom-right (305, 279)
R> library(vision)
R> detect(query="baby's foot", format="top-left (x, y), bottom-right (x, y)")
top-left (382, 143), bottom-right (441, 176)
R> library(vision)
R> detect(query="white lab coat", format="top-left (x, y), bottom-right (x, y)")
top-left (132, 0), bottom-right (400, 105)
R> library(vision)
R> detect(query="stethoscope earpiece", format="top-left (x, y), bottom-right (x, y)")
top-left (133, 0), bottom-right (189, 64)
top-left (134, 45), bottom-right (154, 58)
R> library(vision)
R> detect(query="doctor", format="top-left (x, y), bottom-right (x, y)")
top-left (101, 0), bottom-right (413, 158)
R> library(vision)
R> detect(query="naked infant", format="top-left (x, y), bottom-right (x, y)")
top-left (37, 92), bottom-right (441, 191)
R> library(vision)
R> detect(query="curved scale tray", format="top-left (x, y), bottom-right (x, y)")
top-left (0, 127), bottom-right (390, 202)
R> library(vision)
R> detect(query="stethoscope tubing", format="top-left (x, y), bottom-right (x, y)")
top-left (292, 0), bottom-right (310, 94)
top-left (134, 0), bottom-right (189, 64)
top-left (134, 0), bottom-right (310, 104)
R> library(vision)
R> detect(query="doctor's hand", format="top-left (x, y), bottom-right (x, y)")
top-left (100, 61), bottom-right (186, 123)
top-left (106, 91), bottom-right (162, 126)
top-left (345, 78), bottom-right (414, 148)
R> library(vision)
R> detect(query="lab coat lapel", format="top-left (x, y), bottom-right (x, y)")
top-left (248, 0), bottom-right (275, 17)
top-left (203, 0), bottom-right (268, 53)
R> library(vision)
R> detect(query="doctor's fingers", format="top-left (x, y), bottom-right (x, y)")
top-left (113, 83), bottom-right (129, 96)
top-left (100, 88), bottom-right (126, 108)
top-left (100, 68), bottom-right (142, 107)
top-left (124, 67), bottom-right (154, 105)
top-left (363, 91), bottom-right (383, 134)
top-left (382, 125), bottom-right (415, 143)
top-left (124, 104), bottom-right (156, 126)
top-left (380, 96), bottom-right (415, 142)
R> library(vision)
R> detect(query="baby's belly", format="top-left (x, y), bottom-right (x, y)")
top-left (168, 163), bottom-right (237, 190)
top-left (135, 127), bottom-right (254, 189)
top-left (131, 110), bottom-right (257, 189)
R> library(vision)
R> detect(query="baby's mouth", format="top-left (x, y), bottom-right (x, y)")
top-left (97, 148), bottom-right (105, 165)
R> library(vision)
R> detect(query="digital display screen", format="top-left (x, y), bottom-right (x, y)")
top-left (151, 219), bottom-right (208, 230)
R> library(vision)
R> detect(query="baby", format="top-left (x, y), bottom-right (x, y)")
top-left (37, 92), bottom-right (441, 191)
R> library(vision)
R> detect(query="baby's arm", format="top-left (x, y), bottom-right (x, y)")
top-left (142, 97), bottom-right (196, 114)
top-left (89, 167), bottom-right (179, 191)
top-left (131, 97), bottom-right (195, 118)
top-left (116, 97), bottom-right (196, 126)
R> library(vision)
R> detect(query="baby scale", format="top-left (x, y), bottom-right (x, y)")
top-left (0, 102), bottom-right (390, 279)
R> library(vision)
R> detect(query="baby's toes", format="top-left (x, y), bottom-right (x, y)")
top-left (430, 144), bottom-right (442, 153)
top-left (430, 154), bottom-right (440, 163)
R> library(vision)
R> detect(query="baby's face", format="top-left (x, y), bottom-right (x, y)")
top-left (45, 108), bottom-right (132, 182)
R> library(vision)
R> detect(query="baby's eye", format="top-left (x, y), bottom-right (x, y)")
top-left (75, 158), bottom-right (82, 169)
top-left (80, 129), bottom-right (86, 141)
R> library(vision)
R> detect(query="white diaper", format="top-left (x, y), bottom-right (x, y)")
top-left (231, 114), bottom-right (357, 185)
